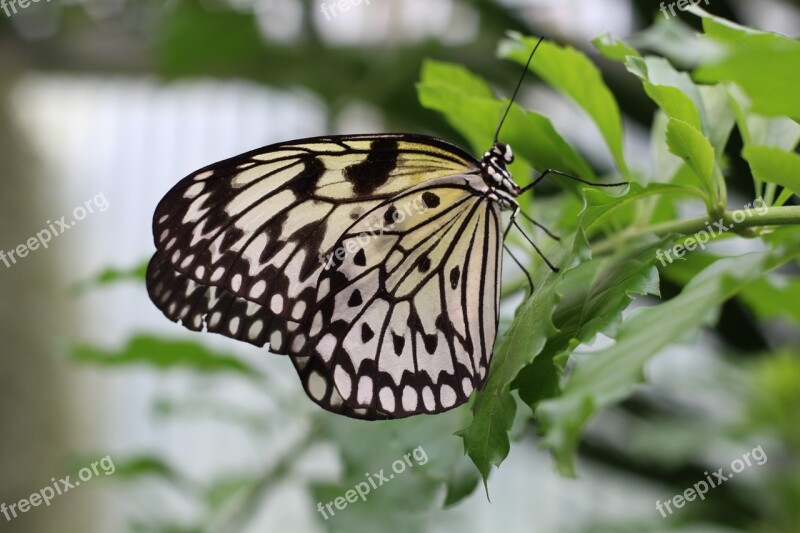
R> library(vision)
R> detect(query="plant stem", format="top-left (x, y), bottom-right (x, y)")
top-left (591, 205), bottom-right (800, 256)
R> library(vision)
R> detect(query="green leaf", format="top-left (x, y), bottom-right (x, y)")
top-left (695, 34), bottom-right (800, 121)
top-left (418, 60), bottom-right (494, 99)
top-left (662, 251), bottom-right (800, 325)
top-left (742, 280), bottom-right (800, 325)
top-left (499, 34), bottom-right (630, 179)
top-left (644, 82), bottom-right (703, 131)
top-left (690, 5), bottom-right (767, 43)
top-left (651, 110), bottom-right (685, 183)
top-left (418, 60), bottom-right (596, 180)
top-left (538, 229), bottom-right (800, 475)
top-left (727, 85), bottom-right (800, 150)
top-left (628, 15), bottom-right (722, 68)
top-left (69, 335), bottom-right (260, 377)
top-left (665, 118), bottom-right (716, 198)
top-left (743, 146), bottom-right (800, 197)
top-left (625, 56), bottom-right (706, 132)
top-left (592, 33), bottom-right (639, 62)
top-left (698, 84), bottom-right (737, 154)
top-left (514, 236), bottom-right (670, 411)
top-left (581, 183), bottom-right (704, 233)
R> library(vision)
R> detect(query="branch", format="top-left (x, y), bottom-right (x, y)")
top-left (591, 205), bottom-right (800, 256)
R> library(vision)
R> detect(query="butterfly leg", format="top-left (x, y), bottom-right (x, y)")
top-left (504, 206), bottom-right (559, 275)
top-left (503, 243), bottom-right (534, 293)
top-left (512, 218), bottom-right (560, 273)
top-left (516, 210), bottom-right (560, 241)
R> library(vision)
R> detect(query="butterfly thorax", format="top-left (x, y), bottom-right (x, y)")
top-left (480, 142), bottom-right (520, 210)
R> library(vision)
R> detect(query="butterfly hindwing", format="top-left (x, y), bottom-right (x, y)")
top-left (302, 175), bottom-right (503, 418)
top-left (147, 251), bottom-right (299, 351)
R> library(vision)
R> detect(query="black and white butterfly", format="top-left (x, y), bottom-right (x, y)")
top-left (146, 38), bottom-right (622, 419)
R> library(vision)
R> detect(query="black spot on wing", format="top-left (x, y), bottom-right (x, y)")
top-left (423, 333), bottom-right (438, 354)
top-left (422, 191), bottom-right (441, 208)
top-left (354, 249), bottom-right (367, 267)
top-left (347, 289), bottom-right (363, 307)
top-left (392, 332), bottom-right (405, 355)
top-left (361, 322), bottom-right (375, 343)
top-left (449, 266), bottom-right (460, 290)
top-left (418, 255), bottom-right (431, 273)
top-left (288, 156), bottom-right (325, 199)
top-left (344, 139), bottom-right (399, 195)
top-left (384, 206), bottom-right (398, 226)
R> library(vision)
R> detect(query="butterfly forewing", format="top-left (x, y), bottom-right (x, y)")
top-left (150, 134), bottom-right (477, 330)
top-left (300, 175), bottom-right (503, 418)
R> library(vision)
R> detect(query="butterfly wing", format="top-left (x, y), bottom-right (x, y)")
top-left (147, 134), bottom-right (477, 345)
top-left (300, 174), bottom-right (504, 418)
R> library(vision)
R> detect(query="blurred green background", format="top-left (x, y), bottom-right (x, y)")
top-left (1, 1), bottom-right (799, 532)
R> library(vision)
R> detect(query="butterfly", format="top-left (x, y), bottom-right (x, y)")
top-left (146, 37), bottom-right (623, 419)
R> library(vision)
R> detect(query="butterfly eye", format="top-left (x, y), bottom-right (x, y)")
top-left (492, 142), bottom-right (513, 164)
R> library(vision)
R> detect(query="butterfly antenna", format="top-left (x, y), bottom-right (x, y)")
top-left (494, 36), bottom-right (546, 144)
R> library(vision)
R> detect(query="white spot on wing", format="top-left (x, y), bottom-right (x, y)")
top-left (422, 386), bottom-right (435, 411)
top-left (402, 386), bottom-right (418, 412)
top-left (317, 278), bottom-right (330, 301)
top-left (308, 371), bottom-right (327, 401)
top-left (440, 384), bottom-right (456, 408)
top-left (357, 376), bottom-right (373, 405)
top-left (291, 333), bottom-right (306, 352)
top-left (270, 330), bottom-right (283, 351)
top-left (309, 312), bottom-right (323, 337)
top-left (184, 182), bottom-right (204, 198)
top-left (462, 377), bottom-right (473, 396)
top-left (379, 387), bottom-right (395, 412)
top-left (250, 280), bottom-right (266, 299)
top-left (270, 294), bottom-right (284, 314)
top-left (248, 320), bottom-right (263, 340)
top-left (292, 301), bottom-right (306, 320)
top-left (316, 333), bottom-right (337, 362)
top-left (334, 365), bottom-right (352, 400)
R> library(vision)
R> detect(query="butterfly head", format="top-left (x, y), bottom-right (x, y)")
top-left (481, 141), bottom-right (521, 199)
